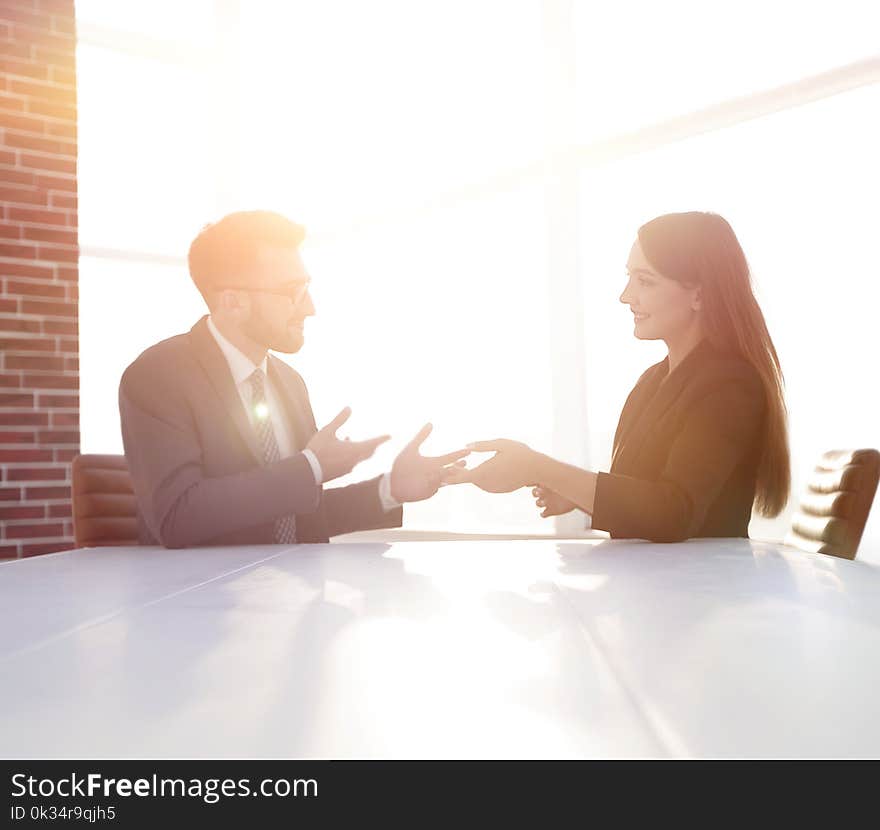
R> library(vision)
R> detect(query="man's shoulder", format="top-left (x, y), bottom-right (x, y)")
top-left (120, 330), bottom-right (197, 391)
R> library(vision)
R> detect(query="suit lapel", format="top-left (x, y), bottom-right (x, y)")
top-left (188, 316), bottom-right (263, 464)
top-left (612, 340), bottom-right (714, 472)
top-left (268, 356), bottom-right (314, 451)
top-left (267, 355), bottom-right (327, 540)
top-left (611, 361), bottom-right (667, 467)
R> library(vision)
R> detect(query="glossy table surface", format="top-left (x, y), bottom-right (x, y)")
top-left (2, 538), bottom-right (879, 759)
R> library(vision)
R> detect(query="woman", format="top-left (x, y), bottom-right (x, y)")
top-left (447, 211), bottom-right (790, 541)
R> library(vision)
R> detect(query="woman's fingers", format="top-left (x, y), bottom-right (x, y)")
top-left (465, 439), bottom-right (507, 452)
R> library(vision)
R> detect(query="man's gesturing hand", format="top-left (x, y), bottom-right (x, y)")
top-left (306, 407), bottom-right (390, 483)
top-left (390, 423), bottom-right (470, 503)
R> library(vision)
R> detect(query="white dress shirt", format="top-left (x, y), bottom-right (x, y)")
top-left (206, 316), bottom-right (400, 511)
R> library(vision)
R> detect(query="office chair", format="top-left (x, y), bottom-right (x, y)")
top-left (785, 448), bottom-right (880, 560)
top-left (71, 454), bottom-right (139, 547)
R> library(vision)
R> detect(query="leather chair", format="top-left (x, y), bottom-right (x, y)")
top-left (71, 454), bottom-right (139, 548)
top-left (785, 449), bottom-right (880, 560)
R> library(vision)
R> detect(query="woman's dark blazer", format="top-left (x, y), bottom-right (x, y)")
top-left (591, 339), bottom-right (766, 542)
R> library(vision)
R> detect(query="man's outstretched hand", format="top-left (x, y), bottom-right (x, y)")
top-left (390, 423), bottom-right (470, 503)
top-left (306, 407), bottom-right (390, 483)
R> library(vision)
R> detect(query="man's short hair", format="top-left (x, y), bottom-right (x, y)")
top-left (187, 210), bottom-right (306, 305)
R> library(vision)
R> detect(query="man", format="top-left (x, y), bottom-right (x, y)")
top-left (119, 210), bottom-right (467, 547)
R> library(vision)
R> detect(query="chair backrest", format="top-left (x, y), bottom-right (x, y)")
top-left (71, 454), bottom-right (139, 548)
top-left (785, 448), bottom-right (880, 560)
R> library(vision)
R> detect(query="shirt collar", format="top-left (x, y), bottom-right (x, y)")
top-left (206, 315), bottom-right (268, 386)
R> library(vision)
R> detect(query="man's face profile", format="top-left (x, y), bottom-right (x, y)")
top-left (240, 245), bottom-right (315, 354)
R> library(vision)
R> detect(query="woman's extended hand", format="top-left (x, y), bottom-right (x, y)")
top-left (532, 486), bottom-right (577, 518)
top-left (443, 439), bottom-right (540, 493)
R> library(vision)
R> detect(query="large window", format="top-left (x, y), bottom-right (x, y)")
top-left (236, 0), bottom-right (547, 229)
top-left (573, 0), bottom-right (880, 141)
top-left (77, 1), bottom-right (880, 545)
top-left (77, 44), bottom-right (217, 257)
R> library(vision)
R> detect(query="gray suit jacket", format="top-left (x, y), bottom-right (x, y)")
top-left (118, 316), bottom-right (403, 547)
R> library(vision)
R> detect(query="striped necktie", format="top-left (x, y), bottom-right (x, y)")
top-left (247, 369), bottom-right (296, 544)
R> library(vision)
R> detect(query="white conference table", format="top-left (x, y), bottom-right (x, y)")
top-left (1, 537), bottom-right (879, 759)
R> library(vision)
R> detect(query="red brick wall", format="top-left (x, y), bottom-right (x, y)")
top-left (1, 0), bottom-right (78, 558)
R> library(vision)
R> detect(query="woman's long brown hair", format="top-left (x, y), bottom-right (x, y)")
top-left (638, 212), bottom-right (790, 516)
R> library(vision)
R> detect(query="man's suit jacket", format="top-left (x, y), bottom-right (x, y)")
top-left (591, 339), bottom-right (766, 542)
top-left (118, 316), bottom-right (402, 547)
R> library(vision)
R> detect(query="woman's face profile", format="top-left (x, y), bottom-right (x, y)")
top-left (620, 239), bottom-right (701, 342)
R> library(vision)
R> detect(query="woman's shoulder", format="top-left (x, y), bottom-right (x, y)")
top-left (635, 358), bottom-right (668, 386)
top-left (691, 343), bottom-right (763, 396)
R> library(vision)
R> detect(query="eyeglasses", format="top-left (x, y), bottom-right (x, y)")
top-left (220, 279), bottom-right (312, 305)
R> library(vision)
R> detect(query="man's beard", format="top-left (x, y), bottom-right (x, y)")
top-left (243, 312), bottom-right (302, 354)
